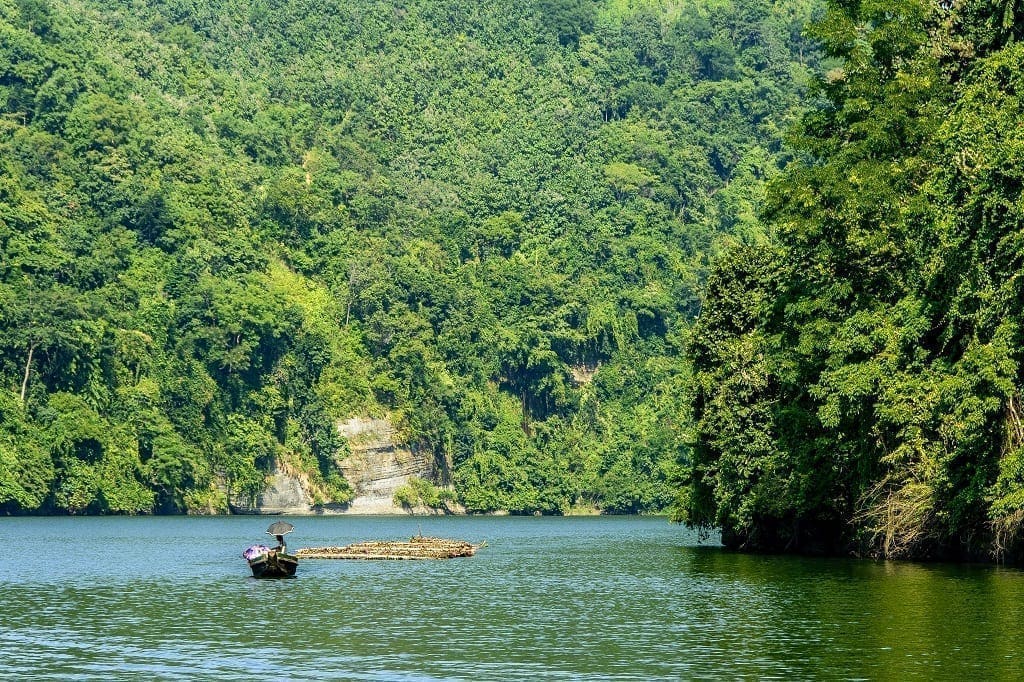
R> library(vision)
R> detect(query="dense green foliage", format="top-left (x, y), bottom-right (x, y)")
top-left (0, 0), bottom-right (816, 514)
top-left (680, 0), bottom-right (1024, 560)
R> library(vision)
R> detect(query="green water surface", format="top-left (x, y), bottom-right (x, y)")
top-left (1, 515), bottom-right (1021, 679)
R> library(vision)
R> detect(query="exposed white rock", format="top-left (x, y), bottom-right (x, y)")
top-left (228, 463), bottom-right (313, 515)
top-left (255, 469), bottom-right (311, 514)
top-left (336, 417), bottom-right (436, 514)
top-left (231, 415), bottom-right (444, 515)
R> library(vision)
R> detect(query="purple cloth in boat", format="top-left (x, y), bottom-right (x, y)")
top-left (243, 544), bottom-right (271, 560)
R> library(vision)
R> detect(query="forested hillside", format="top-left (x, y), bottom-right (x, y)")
top-left (0, 0), bottom-right (817, 514)
top-left (679, 0), bottom-right (1024, 561)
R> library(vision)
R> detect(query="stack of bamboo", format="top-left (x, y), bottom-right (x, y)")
top-left (295, 536), bottom-right (485, 560)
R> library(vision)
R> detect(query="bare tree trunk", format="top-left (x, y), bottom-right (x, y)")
top-left (1008, 394), bottom-right (1024, 452)
top-left (21, 343), bottom-right (35, 403)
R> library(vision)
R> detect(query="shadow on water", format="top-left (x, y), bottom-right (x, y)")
top-left (671, 544), bottom-right (1024, 679)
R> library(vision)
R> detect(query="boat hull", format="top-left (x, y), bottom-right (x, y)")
top-left (248, 551), bottom-right (299, 578)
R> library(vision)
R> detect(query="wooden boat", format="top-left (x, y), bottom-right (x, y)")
top-left (247, 549), bottom-right (299, 578)
top-left (244, 521), bottom-right (299, 578)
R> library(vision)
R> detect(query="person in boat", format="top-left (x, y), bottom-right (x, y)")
top-left (263, 521), bottom-right (294, 556)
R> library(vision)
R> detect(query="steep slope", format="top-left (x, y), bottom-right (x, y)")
top-left (0, 0), bottom-right (818, 515)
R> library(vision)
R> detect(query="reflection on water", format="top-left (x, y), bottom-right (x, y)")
top-left (675, 546), bottom-right (1024, 679)
top-left (1, 515), bottom-right (1022, 679)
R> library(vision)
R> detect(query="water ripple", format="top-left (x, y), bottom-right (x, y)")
top-left (2, 516), bottom-right (1024, 679)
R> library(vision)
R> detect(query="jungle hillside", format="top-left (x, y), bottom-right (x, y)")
top-left (0, 0), bottom-right (819, 515)
top-left (4, 0), bottom-right (1024, 566)
top-left (679, 0), bottom-right (1024, 562)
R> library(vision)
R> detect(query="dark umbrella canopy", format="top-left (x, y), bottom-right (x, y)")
top-left (266, 521), bottom-right (294, 537)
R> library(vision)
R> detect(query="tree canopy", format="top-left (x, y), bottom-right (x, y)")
top-left (678, 0), bottom-right (1024, 561)
top-left (0, 0), bottom-right (817, 514)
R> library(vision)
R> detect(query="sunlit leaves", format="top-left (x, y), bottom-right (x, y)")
top-left (0, 0), bottom-right (818, 516)
top-left (686, 0), bottom-right (1024, 559)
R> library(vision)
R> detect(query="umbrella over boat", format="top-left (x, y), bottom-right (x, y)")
top-left (242, 522), bottom-right (299, 579)
top-left (266, 521), bottom-right (294, 538)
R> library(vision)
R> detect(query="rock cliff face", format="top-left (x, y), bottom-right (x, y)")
top-left (336, 417), bottom-right (436, 513)
top-left (232, 415), bottom-right (436, 514)
top-left (251, 469), bottom-right (310, 514)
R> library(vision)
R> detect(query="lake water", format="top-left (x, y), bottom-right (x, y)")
top-left (2, 515), bottom-right (1022, 680)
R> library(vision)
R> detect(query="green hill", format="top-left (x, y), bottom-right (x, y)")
top-left (0, 0), bottom-right (816, 514)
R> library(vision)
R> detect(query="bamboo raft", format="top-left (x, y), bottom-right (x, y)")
top-left (295, 536), bottom-right (485, 560)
